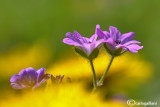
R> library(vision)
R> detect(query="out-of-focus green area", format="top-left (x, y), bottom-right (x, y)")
top-left (0, 0), bottom-right (159, 103)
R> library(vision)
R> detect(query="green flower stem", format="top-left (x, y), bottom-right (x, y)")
top-left (98, 55), bottom-right (114, 84)
top-left (89, 60), bottom-right (97, 90)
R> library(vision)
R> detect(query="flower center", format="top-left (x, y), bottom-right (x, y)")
top-left (115, 40), bottom-right (121, 45)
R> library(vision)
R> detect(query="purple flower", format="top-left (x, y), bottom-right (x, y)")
top-left (96, 25), bottom-right (143, 56)
top-left (10, 67), bottom-right (51, 89)
top-left (63, 31), bottom-right (103, 59)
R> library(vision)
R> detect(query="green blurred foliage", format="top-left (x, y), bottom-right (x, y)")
top-left (0, 0), bottom-right (160, 102)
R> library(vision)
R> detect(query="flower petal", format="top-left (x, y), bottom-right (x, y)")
top-left (74, 31), bottom-right (83, 39)
top-left (89, 34), bottom-right (97, 42)
top-left (109, 26), bottom-right (121, 41)
top-left (25, 67), bottom-right (36, 73)
top-left (96, 28), bottom-right (106, 39)
top-left (40, 73), bottom-right (51, 84)
top-left (121, 32), bottom-right (135, 44)
top-left (123, 40), bottom-right (141, 46)
top-left (94, 39), bottom-right (104, 48)
top-left (125, 44), bottom-right (143, 53)
top-left (96, 24), bottom-right (110, 39)
top-left (66, 32), bottom-right (81, 44)
top-left (11, 83), bottom-right (23, 89)
top-left (103, 31), bottom-right (110, 39)
top-left (104, 38), bottom-right (117, 52)
top-left (74, 31), bottom-right (89, 43)
top-left (104, 38), bottom-right (115, 45)
top-left (96, 24), bottom-right (100, 29)
top-left (74, 31), bottom-right (88, 43)
top-left (23, 67), bottom-right (37, 85)
top-left (33, 73), bottom-right (51, 89)
top-left (81, 41), bottom-right (101, 56)
top-left (10, 75), bottom-right (21, 83)
top-left (19, 69), bottom-right (27, 75)
top-left (81, 43), bottom-right (93, 56)
top-left (36, 68), bottom-right (45, 83)
top-left (82, 37), bottom-right (89, 42)
top-left (63, 38), bottom-right (82, 46)
top-left (11, 83), bottom-right (30, 89)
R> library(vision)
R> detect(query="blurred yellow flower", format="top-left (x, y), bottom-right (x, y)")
top-left (0, 40), bottom-right (52, 77)
top-left (0, 45), bottom-right (153, 107)
top-left (0, 83), bottom-right (127, 107)
top-left (48, 50), bottom-right (153, 95)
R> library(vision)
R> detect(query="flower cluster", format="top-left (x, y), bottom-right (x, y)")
top-left (63, 24), bottom-right (143, 90)
top-left (10, 24), bottom-right (143, 91)
top-left (63, 25), bottom-right (143, 58)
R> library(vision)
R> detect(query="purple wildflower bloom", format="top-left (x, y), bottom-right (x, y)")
top-left (96, 25), bottom-right (143, 55)
top-left (10, 67), bottom-right (51, 89)
top-left (63, 31), bottom-right (103, 59)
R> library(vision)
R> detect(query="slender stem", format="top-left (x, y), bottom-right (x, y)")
top-left (99, 55), bottom-right (114, 84)
top-left (89, 60), bottom-right (97, 90)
